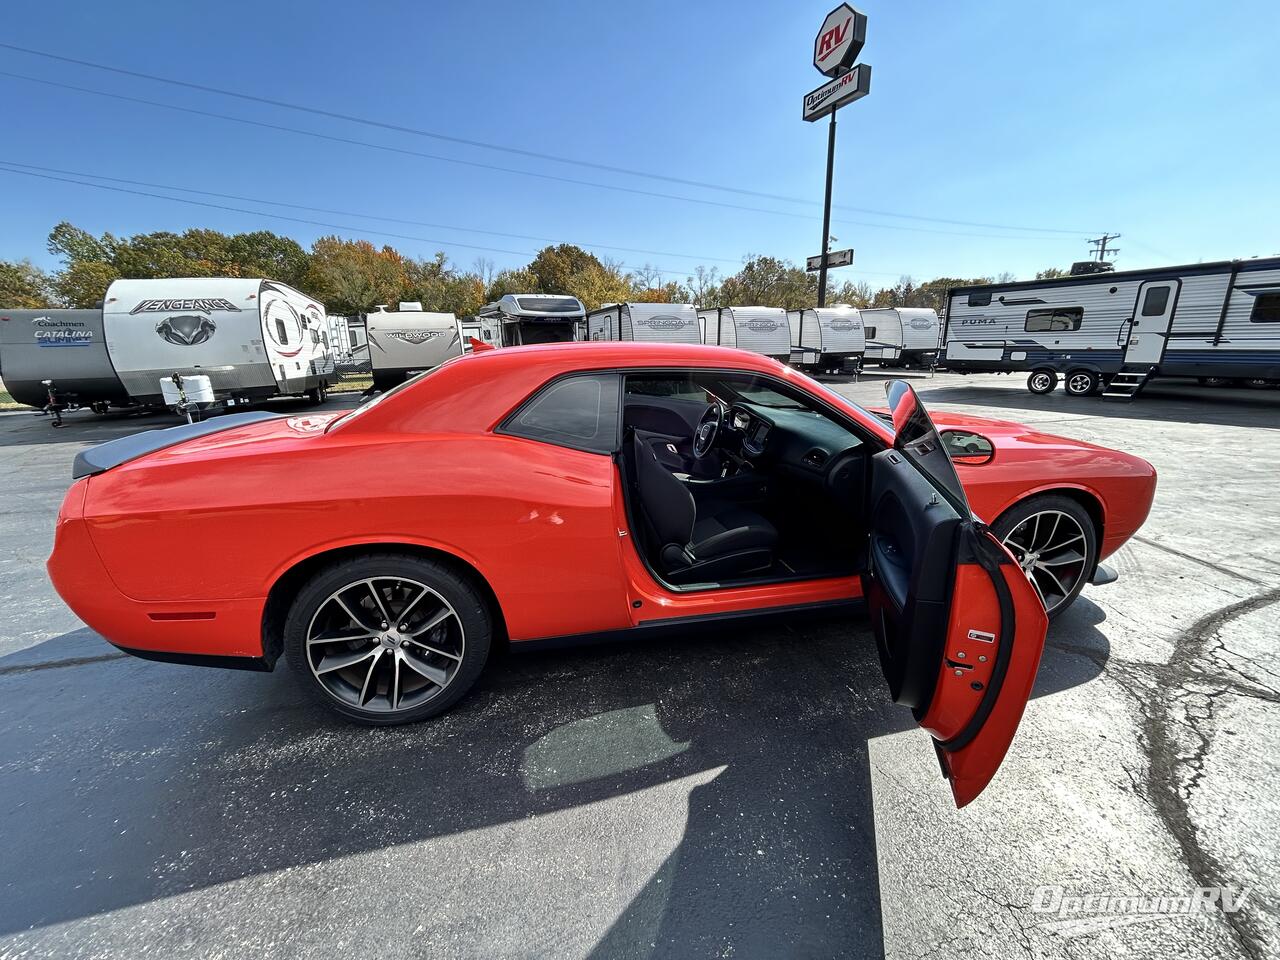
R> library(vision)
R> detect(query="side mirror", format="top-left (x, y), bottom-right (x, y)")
top-left (941, 430), bottom-right (995, 465)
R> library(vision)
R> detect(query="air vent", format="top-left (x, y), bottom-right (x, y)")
top-left (803, 448), bottom-right (829, 468)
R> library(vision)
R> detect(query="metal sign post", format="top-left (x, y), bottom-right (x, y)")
top-left (804, 4), bottom-right (871, 307)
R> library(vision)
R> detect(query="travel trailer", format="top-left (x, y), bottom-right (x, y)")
top-left (476, 294), bottom-right (586, 346)
top-left (366, 304), bottom-right (463, 389)
top-left (697, 306), bottom-right (792, 360)
top-left (0, 308), bottom-right (131, 411)
top-left (943, 257), bottom-right (1280, 398)
top-left (586, 303), bottom-right (701, 344)
top-left (858, 307), bottom-right (942, 367)
top-left (788, 306), bottom-right (865, 371)
top-left (103, 278), bottom-right (335, 407)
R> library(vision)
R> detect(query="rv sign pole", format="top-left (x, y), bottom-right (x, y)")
top-left (804, 4), bottom-right (870, 307)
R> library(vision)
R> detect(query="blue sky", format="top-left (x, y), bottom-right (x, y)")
top-left (2, 0), bottom-right (1276, 287)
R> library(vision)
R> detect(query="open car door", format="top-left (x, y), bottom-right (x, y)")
top-left (863, 381), bottom-right (1049, 807)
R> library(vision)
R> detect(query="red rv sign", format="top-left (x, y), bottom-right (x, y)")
top-left (813, 4), bottom-right (867, 77)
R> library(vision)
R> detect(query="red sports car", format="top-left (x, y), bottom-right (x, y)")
top-left (48, 342), bottom-right (1155, 806)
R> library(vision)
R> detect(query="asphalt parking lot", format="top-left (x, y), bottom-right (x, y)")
top-left (1, 372), bottom-right (1277, 960)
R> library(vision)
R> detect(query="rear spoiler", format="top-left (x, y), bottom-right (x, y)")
top-left (71, 411), bottom-right (283, 480)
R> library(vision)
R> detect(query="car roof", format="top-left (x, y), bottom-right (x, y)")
top-left (460, 340), bottom-right (785, 371)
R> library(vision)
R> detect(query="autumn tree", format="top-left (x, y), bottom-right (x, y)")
top-left (0, 259), bottom-right (55, 308)
top-left (1035, 267), bottom-right (1068, 280)
top-left (305, 236), bottom-right (408, 315)
top-left (403, 252), bottom-right (486, 316)
top-left (716, 255), bottom-right (816, 310)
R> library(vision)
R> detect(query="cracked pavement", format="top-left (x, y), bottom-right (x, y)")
top-left (0, 373), bottom-right (1277, 959)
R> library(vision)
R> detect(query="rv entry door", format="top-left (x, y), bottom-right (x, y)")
top-left (1124, 280), bottom-right (1178, 365)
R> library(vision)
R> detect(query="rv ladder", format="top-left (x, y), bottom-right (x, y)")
top-left (1102, 365), bottom-right (1156, 402)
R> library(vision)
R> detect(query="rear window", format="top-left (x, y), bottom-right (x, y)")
top-left (501, 373), bottom-right (620, 454)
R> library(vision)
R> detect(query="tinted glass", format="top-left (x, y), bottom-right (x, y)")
top-left (1250, 293), bottom-right (1280, 323)
top-left (505, 373), bottom-right (620, 453)
top-left (885, 380), bottom-right (970, 514)
top-left (864, 326), bottom-right (877, 339)
top-left (967, 292), bottom-right (992, 307)
top-left (1025, 308), bottom-right (1083, 332)
top-left (1141, 287), bottom-right (1171, 316)
top-left (516, 297), bottom-right (582, 314)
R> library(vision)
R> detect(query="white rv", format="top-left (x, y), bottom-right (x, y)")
top-left (366, 304), bottom-right (463, 388)
top-left (788, 306), bottom-right (865, 371)
top-left (943, 257), bottom-right (1280, 398)
top-left (858, 307), bottom-right (942, 367)
top-left (697, 306), bottom-right (792, 360)
top-left (586, 303), bottom-right (701, 344)
top-left (103, 278), bottom-right (335, 407)
top-left (475, 294), bottom-right (586, 346)
top-left (0, 308), bottom-right (132, 411)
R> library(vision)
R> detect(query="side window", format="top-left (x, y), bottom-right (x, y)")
top-left (1250, 292), bottom-right (1280, 323)
top-left (967, 292), bottom-right (992, 307)
top-left (626, 375), bottom-right (708, 401)
top-left (1025, 307), bottom-right (1083, 332)
top-left (502, 373), bottom-right (620, 454)
top-left (864, 326), bottom-right (877, 339)
top-left (275, 318), bottom-right (289, 345)
top-left (1141, 287), bottom-right (1171, 316)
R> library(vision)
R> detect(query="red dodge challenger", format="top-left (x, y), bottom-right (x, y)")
top-left (48, 342), bottom-right (1155, 806)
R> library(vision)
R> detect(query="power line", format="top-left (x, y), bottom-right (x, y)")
top-left (0, 68), bottom-right (1075, 245)
top-left (0, 160), bottom-right (744, 265)
top-left (0, 163), bottom-right (903, 280)
top-left (0, 42), bottom-right (1098, 236)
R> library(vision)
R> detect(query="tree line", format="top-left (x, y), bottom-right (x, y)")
top-left (2, 221), bottom-right (1040, 316)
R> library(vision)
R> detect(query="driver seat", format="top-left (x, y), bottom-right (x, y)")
top-left (631, 431), bottom-right (778, 584)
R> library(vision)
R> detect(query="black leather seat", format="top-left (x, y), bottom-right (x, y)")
top-left (631, 431), bottom-right (778, 584)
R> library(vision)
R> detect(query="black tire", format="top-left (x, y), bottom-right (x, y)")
top-left (284, 552), bottom-right (493, 725)
top-left (1063, 369), bottom-right (1099, 397)
top-left (991, 494), bottom-right (1098, 619)
top-left (1027, 369), bottom-right (1058, 395)
top-left (306, 383), bottom-right (328, 404)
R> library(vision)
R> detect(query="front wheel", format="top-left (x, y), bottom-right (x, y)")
top-left (992, 495), bottom-right (1098, 619)
top-left (284, 553), bottom-right (493, 724)
top-left (1027, 369), bottom-right (1058, 394)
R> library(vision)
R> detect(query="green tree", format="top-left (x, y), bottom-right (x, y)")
top-left (1035, 267), bottom-right (1068, 280)
top-left (717, 255), bottom-right (816, 310)
top-left (305, 236), bottom-right (408, 315)
top-left (404, 252), bottom-right (486, 316)
top-left (47, 222), bottom-right (109, 266)
top-left (54, 260), bottom-right (121, 308)
top-left (0, 259), bottom-right (55, 308)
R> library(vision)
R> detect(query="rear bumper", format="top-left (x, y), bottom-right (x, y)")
top-left (47, 513), bottom-right (268, 662)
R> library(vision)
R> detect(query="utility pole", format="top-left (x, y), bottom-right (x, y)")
top-left (1089, 233), bottom-right (1121, 263)
top-left (817, 109), bottom-right (838, 307)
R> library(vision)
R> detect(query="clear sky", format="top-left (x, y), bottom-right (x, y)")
top-left (2, 0), bottom-right (1276, 287)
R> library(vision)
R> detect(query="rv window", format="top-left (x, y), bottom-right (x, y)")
top-left (864, 326), bottom-right (877, 339)
top-left (1025, 308), bottom-right (1083, 332)
top-left (967, 293), bottom-right (992, 307)
top-left (501, 373), bottom-right (621, 454)
top-left (1250, 293), bottom-right (1280, 323)
top-left (275, 318), bottom-right (289, 345)
top-left (1141, 287), bottom-right (1171, 316)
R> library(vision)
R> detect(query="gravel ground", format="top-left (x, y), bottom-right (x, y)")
top-left (0, 371), bottom-right (1276, 960)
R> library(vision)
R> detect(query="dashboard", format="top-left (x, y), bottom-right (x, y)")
top-left (727, 402), bottom-right (866, 498)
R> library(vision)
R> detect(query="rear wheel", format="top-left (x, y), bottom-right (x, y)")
top-left (1064, 369), bottom-right (1099, 397)
top-left (992, 495), bottom-right (1097, 619)
top-left (1027, 369), bottom-right (1058, 394)
top-left (284, 553), bottom-right (492, 724)
top-left (307, 383), bottom-right (328, 404)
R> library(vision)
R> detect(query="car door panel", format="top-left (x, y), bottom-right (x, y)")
top-left (863, 381), bottom-right (1050, 807)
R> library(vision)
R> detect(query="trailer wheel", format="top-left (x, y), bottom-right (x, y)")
top-left (1064, 370), bottom-right (1099, 397)
top-left (1027, 370), bottom-right (1058, 394)
top-left (307, 383), bottom-right (328, 405)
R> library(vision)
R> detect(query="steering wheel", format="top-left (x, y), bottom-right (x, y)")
top-left (693, 401), bottom-right (725, 459)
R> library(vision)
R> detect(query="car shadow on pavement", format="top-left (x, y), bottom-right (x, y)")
top-left (0, 607), bottom-right (1110, 959)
